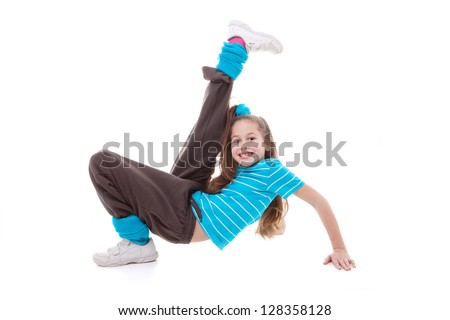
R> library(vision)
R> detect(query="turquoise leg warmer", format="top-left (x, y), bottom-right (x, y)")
top-left (112, 214), bottom-right (150, 245)
top-left (216, 42), bottom-right (248, 80)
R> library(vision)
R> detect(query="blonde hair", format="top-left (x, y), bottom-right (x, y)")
top-left (207, 105), bottom-right (289, 238)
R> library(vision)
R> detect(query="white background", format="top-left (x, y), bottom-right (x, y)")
top-left (1, 1), bottom-right (449, 319)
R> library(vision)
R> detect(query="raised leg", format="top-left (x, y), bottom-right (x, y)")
top-left (170, 66), bottom-right (236, 189)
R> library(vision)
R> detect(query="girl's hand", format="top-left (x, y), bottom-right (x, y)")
top-left (323, 249), bottom-right (356, 271)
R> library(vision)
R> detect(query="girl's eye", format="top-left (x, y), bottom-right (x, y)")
top-left (249, 137), bottom-right (256, 141)
top-left (231, 140), bottom-right (240, 145)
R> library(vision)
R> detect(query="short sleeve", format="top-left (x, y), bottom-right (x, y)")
top-left (264, 159), bottom-right (304, 199)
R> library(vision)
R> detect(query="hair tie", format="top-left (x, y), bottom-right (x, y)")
top-left (235, 103), bottom-right (251, 116)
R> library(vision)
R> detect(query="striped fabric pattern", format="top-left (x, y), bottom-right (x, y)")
top-left (191, 158), bottom-right (304, 250)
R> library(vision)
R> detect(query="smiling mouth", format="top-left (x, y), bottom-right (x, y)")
top-left (239, 152), bottom-right (254, 159)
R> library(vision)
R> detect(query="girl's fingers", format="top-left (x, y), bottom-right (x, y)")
top-left (331, 257), bottom-right (342, 270)
top-left (336, 259), bottom-right (346, 270)
top-left (325, 254), bottom-right (356, 270)
top-left (323, 255), bottom-right (331, 265)
top-left (342, 259), bottom-right (352, 271)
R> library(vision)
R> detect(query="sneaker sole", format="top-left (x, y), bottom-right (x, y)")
top-left (228, 20), bottom-right (283, 53)
top-left (93, 252), bottom-right (159, 267)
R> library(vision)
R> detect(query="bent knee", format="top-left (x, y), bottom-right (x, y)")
top-left (89, 149), bottom-right (122, 173)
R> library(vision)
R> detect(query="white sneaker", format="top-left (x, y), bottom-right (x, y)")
top-left (92, 239), bottom-right (159, 267)
top-left (228, 20), bottom-right (283, 54)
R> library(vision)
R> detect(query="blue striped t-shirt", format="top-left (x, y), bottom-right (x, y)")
top-left (191, 158), bottom-right (304, 250)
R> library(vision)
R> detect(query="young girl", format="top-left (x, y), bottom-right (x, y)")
top-left (89, 20), bottom-right (356, 271)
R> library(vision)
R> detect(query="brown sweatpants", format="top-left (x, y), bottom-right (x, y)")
top-left (88, 67), bottom-right (233, 244)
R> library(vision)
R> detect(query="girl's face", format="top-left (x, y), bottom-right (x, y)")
top-left (230, 119), bottom-right (267, 167)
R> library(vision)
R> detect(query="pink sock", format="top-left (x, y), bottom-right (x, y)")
top-left (228, 36), bottom-right (246, 47)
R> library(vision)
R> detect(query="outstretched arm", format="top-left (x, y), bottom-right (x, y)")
top-left (294, 184), bottom-right (356, 271)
